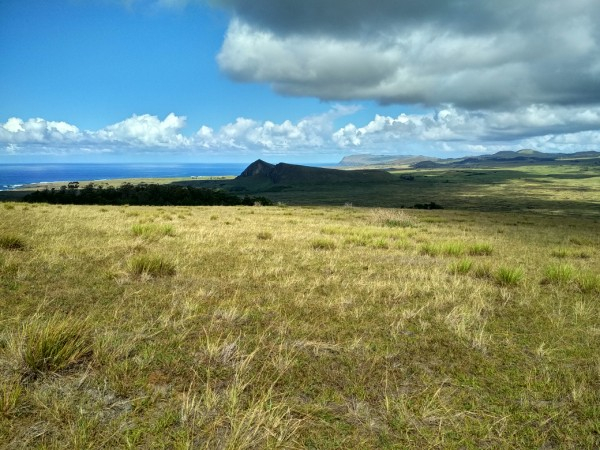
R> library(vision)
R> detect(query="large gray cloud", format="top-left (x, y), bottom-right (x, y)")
top-left (215, 0), bottom-right (600, 109)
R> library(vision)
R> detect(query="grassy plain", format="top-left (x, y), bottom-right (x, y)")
top-left (1, 165), bottom-right (600, 448)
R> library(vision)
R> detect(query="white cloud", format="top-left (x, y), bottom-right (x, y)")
top-left (216, 1), bottom-right (600, 109)
top-left (95, 113), bottom-right (189, 147)
top-left (2, 104), bottom-right (600, 157)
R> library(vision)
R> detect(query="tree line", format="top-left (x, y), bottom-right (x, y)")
top-left (23, 183), bottom-right (273, 207)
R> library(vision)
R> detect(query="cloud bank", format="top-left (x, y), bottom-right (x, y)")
top-left (3, 104), bottom-right (600, 157)
top-left (215, 0), bottom-right (600, 109)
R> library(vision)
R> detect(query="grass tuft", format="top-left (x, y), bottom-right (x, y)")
top-left (1, 377), bottom-right (23, 418)
top-left (420, 243), bottom-right (441, 257)
top-left (131, 223), bottom-right (175, 239)
top-left (442, 242), bottom-right (466, 256)
top-left (257, 231), bottom-right (273, 240)
top-left (372, 208), bottom-right (417, 228)
top-left (468, 243), bottom-right (493, 256)
top-left (448, 258), bottom-right (473, 274)
top-left (495, 266), bottom-right (524, 286)
top-left (551, 248), bottom-right (569, 258)
top-left (543, 263), bottom-right (575, 286)
top-left (128, 254), bottom-right (176, 278)
top-left (311, 238), bottom-right (336, 250)
top-left (575, 273), bottom-right (600, 293)
top-left (13, 316), bottom-right (93, 378)
top-left (0, 235), bottom-right (26, 251)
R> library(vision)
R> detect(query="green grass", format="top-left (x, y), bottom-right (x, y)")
top-left (131, 223), bottom-right (175, 239)
top-left (448, 258), bottom-right (473, 274)
top-left (128, 254), bottom-right (176, 278)
top-left (495, 266), bottom-right (524, 286)
top-left (543, 263), bottom-right (575, 285)
top-left (12, 316), bottom-right (93, 379)
top-left (311, 238), bottom-right (337, 250)
top-left (468, 243), bottom-right (493, 256)
top-left (0, 201), bottom-right (599, 448)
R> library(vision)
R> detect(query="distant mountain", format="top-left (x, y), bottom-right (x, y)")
top-left (339, 154), bottom-right (439, 166)
top-left (238, 160), bottom-right (393, 184)
top-left (441, 150), bottom-right (600, 167)
top-left (341, 150), bottom-right (600, 169)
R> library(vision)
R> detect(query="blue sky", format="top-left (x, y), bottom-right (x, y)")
top-left (1, 0), bottom-right (600, 163)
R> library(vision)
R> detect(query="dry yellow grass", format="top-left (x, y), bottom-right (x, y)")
top-left (0, 202), bottom-right (599, 448)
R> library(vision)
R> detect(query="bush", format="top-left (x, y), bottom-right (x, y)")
top-left (128, 255), bottom-right (176, 278)
top-left (23, 183), bottom-right (273, 207)
top-left (0, 235), bottom-right (26, 251)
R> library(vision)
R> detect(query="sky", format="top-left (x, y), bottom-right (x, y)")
top-left (1, 0), bottom-right (600, 164)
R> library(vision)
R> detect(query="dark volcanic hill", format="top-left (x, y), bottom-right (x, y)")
top-left (238, 160), bottom-right (393, 184)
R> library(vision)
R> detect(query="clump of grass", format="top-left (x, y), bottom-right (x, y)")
top-left (468, 243), bottom-right (493, 256)
top-left (131, 223), bottom-right (175, 239)
top-left (311, 239), bottom-right (336, 250)
top-left (495, 266), bottom-right (524, 286)
top-left (420, 243), bottom-right (441, 257)
top-left (344, 235), bottom-right (371, 247)
top-left (448, 259), bottom-right (473, 275)
top-left (3, 203), bottom-right (16, 210)
top-left (0, 377), bottom-right (23, 418)
top-left (575, 273), bottom-right (600, 293)
top-left (442, 242), bottom-right (465, 257)
top-left (257, 231), bottom-right (273, 240)
top-left (371, 238), bottom-right (389, 249)
top-left (0, 235), bottom-right (26, 251)
top-left (543, 263), bottom-right (575, 286)
top-left (551, 248), bottom-right (569, 258)
top-left (13, 316), bottom-right (93, 379)
top-left (372, 208), bottom-right (417, 228)
top-left (128, 255), bottom-right (176, 278)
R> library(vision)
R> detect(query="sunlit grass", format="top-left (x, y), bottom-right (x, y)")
top-left (0, 201), bottom-right (598, 448)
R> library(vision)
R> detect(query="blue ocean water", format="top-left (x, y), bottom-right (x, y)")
top-left (0, 163), bottom-right (251, 190)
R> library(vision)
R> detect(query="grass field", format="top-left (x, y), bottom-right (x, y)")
top-left (180, 164), bottom-right (600, 217)
top-left (1, 187), bottom-right (599, 448)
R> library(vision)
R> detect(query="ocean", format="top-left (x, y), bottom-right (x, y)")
top-left (0, 163), bottom-right (251, 191)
